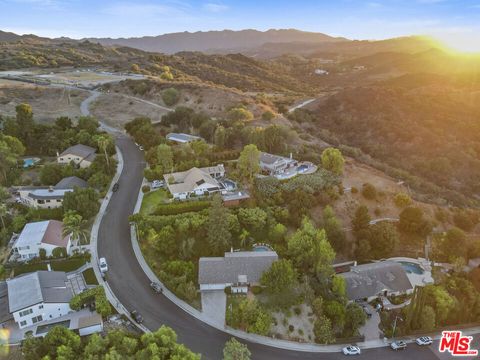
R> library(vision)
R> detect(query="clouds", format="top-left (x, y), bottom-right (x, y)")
top-left (203, 3), bottom-right (228, 13)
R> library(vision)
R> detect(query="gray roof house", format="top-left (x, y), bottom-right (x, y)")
top-left (6, 271), bottom-right (75, 329)
top-left (0, 282), bottom-right (12, 325)
top-left (199, 251), bottom-right (278, 292)
top-left (57, 144), bottom-right (96, 168)
top-left (166, 133), bottom-right (203, 144)
top-left (54, 176), bottom-right (88, 189)
top-left (340, 261), bottom-right (413, 301)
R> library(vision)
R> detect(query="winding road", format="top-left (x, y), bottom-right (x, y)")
top-left (86, 94), bottom-right (456, 360)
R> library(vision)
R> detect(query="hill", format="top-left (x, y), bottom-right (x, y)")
top-left (86, 28), bottom-right (347, 54)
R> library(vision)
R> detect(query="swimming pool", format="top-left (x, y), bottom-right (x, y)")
top-left (253, 245), bottom-right (273, 252)
top-left (297, 165), bottom-right (308, 173)
top-left (23, 158), bottom-right (38, 168)
top-left (222, 179), bottom-right (237, 190)
top-left (399, 261), bottom-right (424, 275)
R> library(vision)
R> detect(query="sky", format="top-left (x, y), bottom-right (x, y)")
top-left (1, 0), bottom-right (480, 50)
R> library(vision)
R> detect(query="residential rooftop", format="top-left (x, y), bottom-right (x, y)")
top-left (59, 144), bottom-right (96, 158)
top-left (14, 220), bottom-right (69, 249)
top-left (54, 176), bottom-right (88, 189)
top-left (28, 188), bottom-right (73, 200)
top-left (166, 133), bottom-right (203, 143)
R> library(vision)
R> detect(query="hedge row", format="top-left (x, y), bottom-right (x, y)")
top-left (69, 286), bottom-right (112, 317)
top-left (153, 200), bottom-right (211, 216)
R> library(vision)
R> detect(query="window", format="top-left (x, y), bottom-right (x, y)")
top-left (39, 305), bottom-right (43, 309)
top-left (19, 309), bottom-right (33, 317)
top-left (20, 320), bottom-right (27, 327)
top-left (32, 315), bottom-right (43, 324)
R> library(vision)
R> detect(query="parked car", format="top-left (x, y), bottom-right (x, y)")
top-left (151, 180), bottom-right (164, 189)
top-left (391, 341), bottom-right (407, 350)
top-left (416, 336), bottom-right (433, 346)
top-left (112, 182), bottom-right (119, 192)
top-left (150, 282), bottom-right (163, 293)
top-left (130, 310), bottom-right (144, 324)
top-left (342, 345), bottom-right (361, 355)
top-left (363, 305), bottom-right (373, 318)
top-left (99, 257), bottom-right (108, 273)
top-left (139, 146), bottom-right (144, 151)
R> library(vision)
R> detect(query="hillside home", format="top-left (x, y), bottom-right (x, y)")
top-left (259, 152), bottom-right (298, 177)
top-left (164, 164), bottom-right (225, 200)
top-left (199, 251), bottom-right (278, 294)
top-left (57, 144), bottom-right (96, 168)
top-left (340, 261), bottom-right (413, 302)
top-left (166, 133), bottom-right (203, 144)
top-left (12, 220), bottom-right (72, 261)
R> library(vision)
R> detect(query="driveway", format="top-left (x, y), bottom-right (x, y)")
top-left (201, 290), bottom-right (226, 326)
top-left (359, 305), bottom-right (381, 342)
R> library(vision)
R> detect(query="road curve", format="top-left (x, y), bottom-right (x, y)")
top-left (96, 137), bottom-right (444, 360)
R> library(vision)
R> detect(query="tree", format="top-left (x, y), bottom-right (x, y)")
top-left (226, 298), bottom-right (272, 336)
top-left (262, 110), bottom-right (275, 121)
top-left (214, 125), bottom-right (226, 148)
top-left (77, 116), bottom-right (99, 134)
top-left (419, 305), bottom-right (436, 331)
top-left (321, 147), bottom-right (345, 175)
top-left (63, 187), bottom-right (99, 219)
top-left (227, 106), bottom-right (254, 122)
top-left (223, 338), bottom-right (251, 360)
top-left (287, 218), bottom-right (335, 280)
top-left (162, 87), bottom-right (180, 106)
top-left (399, 206), bottom-right (432, 236)
top-left (322, 205), bottom-right (346, 252)
top-left (63, 210), bottom-right (89, 245)
top-left (40, 163), bottom-right (65, 185)
top-left (94, 135), bottom-right (111, 170)
top-left (55, 116), bottom-right (73, 130)
top-left (0, 135), bottom-right (25, 184)
top-left (344, 302), bottom-right (367, 337)
top-left (39, 248), bottom-right (47, 260)
top-left (238, 144), bottom-right (260, 184)
top-left (237, 207), bottom-right (267, 233)
top-left (368, 222), bottom-right (398, 259)
top-left (260, 259), bottom-right (298, 297)
top-left (263, 125), bottom-right (289, 153)
top-left (352, 205), bottom-right (370, 235)
top-left (15, 103), bottom-right (34, 143)
top-left (0, 203), bottom-right (6, 229)
top-left (314, 315), bottom-right (335, 344)
top-left (361, 183), bottom-right (377, 200)
top-left (207, 194), bottom-right (231, 253)
top-left (323, 300), bottom-right (346, 333)
top-left (394, 192), bottom-right (412, 208)
top-left (155, 143), bottom-right (174, 174)
top-left (441, 227), bottom-right (467, 260)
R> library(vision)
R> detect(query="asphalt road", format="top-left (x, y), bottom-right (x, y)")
top-left (97, 136), bottom-right (461, 360)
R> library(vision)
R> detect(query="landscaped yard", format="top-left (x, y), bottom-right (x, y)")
top-left (11, 256), bottom-right (90, 276)
top-left (82, 268), bottom-right (99, 285)
top-left (140, 189), bottom-right (169, 215)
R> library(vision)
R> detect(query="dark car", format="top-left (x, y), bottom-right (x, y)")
top-left (130, 310), bottom-right (143, 324)
top-left (112, 182), bottom-right (120, 192)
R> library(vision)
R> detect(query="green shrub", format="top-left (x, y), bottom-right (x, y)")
top-left (69, 286), bottom-right (112, 317)
top-left (142, 185), bottom-right (151, 193)
top-left (362, 183), bottom-right (377, 200)
top-left (394, 192), bottom-right (412, 208)
top-left (294, 306), bottom-right (302, 316)
top-left (351, 187), bottom-right (358, 194)
top-left (162, 88), bottom-right (180, 106)
top-left (251, 286), bottom-right (263, 295)
top-left (52, 247), bottom-right (67, 259)
top-left (153, 200), bottom-right (211, 216)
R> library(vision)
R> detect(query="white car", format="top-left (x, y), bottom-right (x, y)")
top-left (416, 336), bottom-right (433, 346)
top-left (139, 146), bottom-right (144, 151)
top-left (151, 180), bottom-right (164, 189)
top-left (99, 257), bottom-right (108, 273)
top-left (342, 346), bottom-right (361, 355)
top-left (391, 341), bottom-right (407, 350)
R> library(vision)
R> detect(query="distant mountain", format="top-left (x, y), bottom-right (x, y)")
top-left (85, 29), bottom-right (347, 54)
top-left (0, 30), bottom-right (51, 43)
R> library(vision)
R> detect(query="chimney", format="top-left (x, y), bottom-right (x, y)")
top-left (230, 247), bottom-right (233, 253)
top-left (290, 153), bottom-right (292, 159)
top-left (48, 186), bottom-right (54, 192)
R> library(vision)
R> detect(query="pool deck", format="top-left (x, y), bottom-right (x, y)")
top-left (387, 257), bottom-right (434, 287)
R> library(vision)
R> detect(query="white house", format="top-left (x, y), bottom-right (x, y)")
top-left (166, 133), bottom-right (203, 144)
top-left (198, 251), bottom-right (278, 294)
top-left (17, 176), bottom-right (88, 209)
top-left (12, 220), bottom-right (72, 261)
top-left (57, 144), bottom-right (96, 168)
top-left (6, 271), bottom-right (74, 329)
top-left (259, 152), bottom-right (298, 177)
top-left (164, 164), bottom-right (225, 200)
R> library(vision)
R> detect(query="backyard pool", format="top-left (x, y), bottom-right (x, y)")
top-left (399, 261), bottom-right (424, 275)
top-left (221, 179), bottom-right (237, 191)
top-left (23, 158), bottom-right (39, 168)
top-left (297, 165), bottom-right (309, 173)
top-left (253, 245), bottom-right (273, 252)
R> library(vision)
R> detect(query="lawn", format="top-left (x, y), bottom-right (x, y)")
top-left (82, 268), bottom-right (99, 285)
top-left (140, 189), bottom-right (169, 215)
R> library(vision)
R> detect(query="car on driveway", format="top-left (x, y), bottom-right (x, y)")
top-left (151, 180), bottom-right (164, 189)
top-left (391, 341), bottom-right (407, 350)
top-left (130, 310), bottom-right (144, 324)
top-left (416, 336), bottom-right (433, 346)
top-left (99, 257), bottom-right (108, 273)
top-left (342, 345), bottom-right (361, 355)
top-left (112, 182), bottom-right (119, 192)
top-left (362, 305), bottom-right (373, 318)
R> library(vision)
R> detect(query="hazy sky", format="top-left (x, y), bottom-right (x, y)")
top-left (1, 0), bottom-right (479, 43)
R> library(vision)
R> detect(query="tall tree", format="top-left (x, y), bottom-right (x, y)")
top-left (155, 143), bottom-right (174, 174)
top-left (62, 211), bottom-right (89, 245)
top-left (207, 194), bottom-right (231, 253)
top-left (94, 135), bottom-right (111, 169)
top-left (321, 147), bottom-right (345, 175)
top-left (223, 338), bottom-right (251, 360)
top-left (352, 205), bottom-right (371, 235)
top-left (214, 125), bottom-right (226, 148)
top-left (15, 103), bottom-right (34, 144)
top-left (238, 144), bottom-right (260, 184)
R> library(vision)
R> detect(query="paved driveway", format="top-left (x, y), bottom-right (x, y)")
top-left (201, 290), bottom-right (226, 326)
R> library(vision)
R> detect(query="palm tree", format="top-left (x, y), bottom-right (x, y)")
top-left (94, 135), bottom-right (110, 169)
top-left (63, 211), bottom-right (89, 246)
top-left (239, 229), bottom-right (251, 249)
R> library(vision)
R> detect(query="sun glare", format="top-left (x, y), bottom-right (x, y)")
top-left (434, 34), bottom-right (480, 54)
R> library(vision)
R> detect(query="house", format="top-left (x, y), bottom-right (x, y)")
top-left (198, 251), bottom-right (278, 294)
top-left (6, 271), bottom-right (74, 329)
top-left (12, 220), bottom-right (72, 261)
top-left (339, 261), bottom-right (413, 302)
top-left (17, 176), bottom-right (87, 209)
top-left (166, 133), bottom-right (203, 144)
top-left (259, 152), bottom-right (297, 177)
top-left (57, 144), bottom-right (96, 168)
top-left (164, 164), bottom-right (225, 200)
